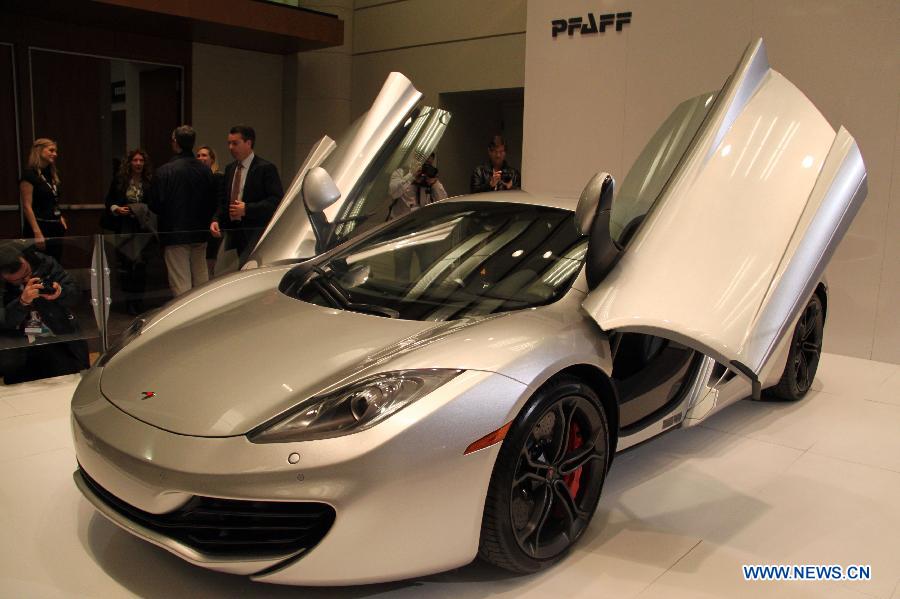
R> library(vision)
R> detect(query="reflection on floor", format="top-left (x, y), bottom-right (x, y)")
top-left (0, 353), bottom-right (898, 598)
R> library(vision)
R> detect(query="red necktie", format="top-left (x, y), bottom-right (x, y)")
top-left (230, 164), bottom-right (243, 221)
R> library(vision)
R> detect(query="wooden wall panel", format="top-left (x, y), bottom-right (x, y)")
top-left (0, 10), bottom-right (192, 237)
top-left (31, 50), bottom-right (107, 209)
top-left (0, 45), bottom-right (19, 232)
top-left (140, 67), bottom-right (182, 169)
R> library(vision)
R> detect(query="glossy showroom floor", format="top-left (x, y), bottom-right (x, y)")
top-left (0, 353), bottom-right (898, 599)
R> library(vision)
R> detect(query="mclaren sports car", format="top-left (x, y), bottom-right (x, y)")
top-left (71, 39), bottom-right (867, 585)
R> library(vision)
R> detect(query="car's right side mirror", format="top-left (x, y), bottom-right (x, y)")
top-left (302, 167), bottom-right (341, 213)
top-left (575, 172), bottom-right (621, 290)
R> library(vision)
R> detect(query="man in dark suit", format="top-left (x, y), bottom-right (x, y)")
top-left (210, 125), bottom-right (283, 265)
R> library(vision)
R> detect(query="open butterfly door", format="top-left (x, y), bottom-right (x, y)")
top-left (581, 39), bottom-right (867, 395)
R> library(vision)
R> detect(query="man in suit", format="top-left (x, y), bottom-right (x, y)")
top-left (210, 125), bottom-right (283, 265)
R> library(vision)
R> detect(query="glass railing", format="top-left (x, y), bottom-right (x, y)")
top-left (0, 228), bottom-right (262, 386)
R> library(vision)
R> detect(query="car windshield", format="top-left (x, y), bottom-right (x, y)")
top-left (280, 201), bottom-right (587, 321)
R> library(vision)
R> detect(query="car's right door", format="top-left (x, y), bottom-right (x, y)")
top-left (581, 39), bottom-right (867, 393)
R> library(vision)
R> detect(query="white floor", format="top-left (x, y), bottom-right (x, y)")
top-left (1, 353), bottom-right (898, 599)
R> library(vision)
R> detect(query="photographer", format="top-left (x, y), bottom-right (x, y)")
top-left (388, 152), bottom-right (448, 219)
top-left (0, 240), bottom-right (89, 384)
top-left (470, 135), bottom-right (521, 193)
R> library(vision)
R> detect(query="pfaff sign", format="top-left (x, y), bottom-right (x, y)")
top-left (551, 12), bottom-right (632, 37)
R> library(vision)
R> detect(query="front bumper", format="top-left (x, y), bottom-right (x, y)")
top-left (71, 366), bottom-right (528, 585)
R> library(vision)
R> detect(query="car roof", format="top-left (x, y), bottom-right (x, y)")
top-left (443, 190), bottom-right (578, 213)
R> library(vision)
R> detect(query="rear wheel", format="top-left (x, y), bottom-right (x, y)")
top-left (478, 376), bottom-right (609, 573)
top-left (770, 295), bottom-right (824, 400)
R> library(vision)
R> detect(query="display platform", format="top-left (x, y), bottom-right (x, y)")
top-left (0, 353), bottom-right (897, 598)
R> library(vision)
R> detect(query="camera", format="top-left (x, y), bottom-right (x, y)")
top-left (420, 163), bottom-right (439, 179)
top-left (501, 169), bottom-right (513, 184)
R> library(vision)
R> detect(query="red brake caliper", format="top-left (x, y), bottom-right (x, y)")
top-left (562, 421), bottom-right (583, 498)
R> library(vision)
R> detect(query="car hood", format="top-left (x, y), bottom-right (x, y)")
top-left (99, 286), bottom-right (442, 437)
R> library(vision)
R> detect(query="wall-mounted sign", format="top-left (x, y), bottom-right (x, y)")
top-left (111, 80), bottom-right (126, 103)
top-left (551, 12), bottom-right (632, 37)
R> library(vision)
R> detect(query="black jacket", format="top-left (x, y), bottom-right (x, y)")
top-left (148, 151), bottom-right (217, 245)
top-left (2, 250), bottom-right (82, 336)
top-left (215, 156), bottom-right (283, 232)
top-left (470, 162), bottom-right (521, 193)
top-left (101, 175), bottom-right (152, 233)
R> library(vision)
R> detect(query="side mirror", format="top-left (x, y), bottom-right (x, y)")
top-left (575, 172), bottom-right (621, 290)
top-left (302, 167), bottom-right (341, 213)
top-left (575, 171), bottom-right (614, 235)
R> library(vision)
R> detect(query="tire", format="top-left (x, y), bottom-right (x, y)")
top-left (770, 294), bottom-right (824, 400)
top-left (478, 375), bottom-right (610, 573)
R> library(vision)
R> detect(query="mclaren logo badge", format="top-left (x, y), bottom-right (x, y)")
top-left (551, 11), bottom-right (632, 37)
top-left (141, 391), bottom-right (157, 400)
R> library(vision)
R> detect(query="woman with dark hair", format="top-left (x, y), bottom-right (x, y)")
top-left (103, 149), bottom-right (157, 315)
top-left (197, 145), bottom-right (225, 276)
top-left (20, 138), bottom-right (67, 263)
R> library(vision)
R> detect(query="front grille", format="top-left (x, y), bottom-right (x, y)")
top-left (80, 468), bottom-right (335, 558)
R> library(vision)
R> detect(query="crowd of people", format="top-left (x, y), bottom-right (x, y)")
top-left (19, 124), bottom-right (283, 299)
top-left (2, 127), bottom-right (521, 384)
top-left (2, 123), bottom-right (284, 384)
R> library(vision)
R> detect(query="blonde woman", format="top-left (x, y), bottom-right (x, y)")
top-left (197, 145), bottom-right (225, 275)
top-left (196, 145), bottom-right (219, 174)
top-left (20, 138), bottom-right (67, 262)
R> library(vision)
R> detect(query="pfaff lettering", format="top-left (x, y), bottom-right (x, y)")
top-left (551, 11), bottom-right (633, 38)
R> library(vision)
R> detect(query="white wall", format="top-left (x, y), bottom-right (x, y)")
top-left (283, 0), bottom-right (354, 176)
top-left (523, 0), bottom-right (900, 364)
top-left (351, 0), bottom-right (527, 115)
top-left (191, 43), bottom-right (284, 174)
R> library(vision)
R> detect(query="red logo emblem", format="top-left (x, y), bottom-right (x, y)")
top-left (141, 391), bottom-right (157, 400)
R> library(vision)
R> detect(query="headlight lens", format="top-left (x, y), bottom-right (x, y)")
top-left (249, 369), bottom-right (463, 443)
top-left (96, 317), bottom-right (145, 367)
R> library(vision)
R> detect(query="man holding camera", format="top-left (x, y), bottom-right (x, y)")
top-left (389, 152), bottom-right (448, 218)
top-left (0, 240), bottom-right (89, 384)
top-left (470, 135), bottom-right (521, 193)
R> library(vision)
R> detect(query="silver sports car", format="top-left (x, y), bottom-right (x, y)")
top-left (71, 39), bottom-right (866, 585)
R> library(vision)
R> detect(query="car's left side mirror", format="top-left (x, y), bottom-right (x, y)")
top-left (575, 172), bottom-right (621, 289)
top-left (575, 172), bottom-right (614, 235)
top-left (302, 167), bottom-right (342, 253)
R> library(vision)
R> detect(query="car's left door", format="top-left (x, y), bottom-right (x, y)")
top-left (250, 72), bottom-right (423, 266)
top-left (580, 39), bottom-right (867, 397)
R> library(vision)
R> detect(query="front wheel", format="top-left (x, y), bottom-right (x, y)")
top-left (478, 376), bottom-right (610, 573)
top-left (770, 294), bottom-right (824, 400)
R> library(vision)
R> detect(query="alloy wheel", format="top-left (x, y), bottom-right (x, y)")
top-left (509, 395), bottom-right (607, 560)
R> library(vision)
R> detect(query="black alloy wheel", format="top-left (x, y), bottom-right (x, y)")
top-left (771, 294), bottom-right (824, 400)
top-left (479, 376), bottom-right (609, 573)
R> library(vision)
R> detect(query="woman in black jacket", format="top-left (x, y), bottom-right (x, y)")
top-left (103, 149), bottom-right (156, 314)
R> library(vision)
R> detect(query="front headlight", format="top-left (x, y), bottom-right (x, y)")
top-left (248, 369), bottom-right (462, 443)
top-left (96, 317), bottom-right (145, 367)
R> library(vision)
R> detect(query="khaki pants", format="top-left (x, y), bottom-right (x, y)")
top-left (164, 243), bottom-right (209, 297)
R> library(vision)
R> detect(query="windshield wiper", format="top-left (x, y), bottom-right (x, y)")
top-left (310, 267), bottom-right (400, 319)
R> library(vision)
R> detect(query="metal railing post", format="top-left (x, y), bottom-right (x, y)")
top-left (90, 234), bottom-right (112, 353)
